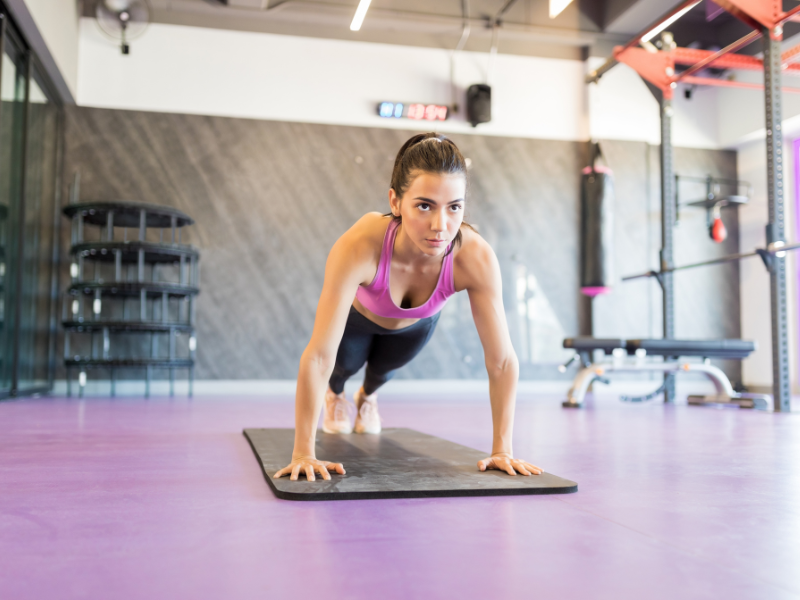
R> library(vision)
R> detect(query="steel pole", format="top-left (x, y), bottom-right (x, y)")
top-left (763, 30), bottom-right (791, 412)
top-left (660, 94), bottom-right (676, 403)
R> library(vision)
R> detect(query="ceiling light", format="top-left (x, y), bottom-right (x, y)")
top-left (549, 0), bottom-right (573, 18)
top-left (350, 0), bottom-right (372, 31)
top-left (641, 1), bottom-right (701, 43)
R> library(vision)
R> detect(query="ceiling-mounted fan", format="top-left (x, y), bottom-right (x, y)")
top-left (95, 0), bottom-right (151, 55)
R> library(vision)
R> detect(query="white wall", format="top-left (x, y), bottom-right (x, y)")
top-left (717, 70), bottom-right (800, 148)
top-left (717, 72), bottom-right (800, 392)
top-left (736, 139), bottom-right (799, 391)
top-left (77, 19), bottom-right (721, 147)
top-left (20, 0), bottom-right (80, 97)
top-left (588, 57), bottom-right (720, 148)
top-left (77, 20), bottom-right (585, 141)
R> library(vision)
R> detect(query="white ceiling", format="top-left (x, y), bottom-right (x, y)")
top-left (85, 0), bottom-right (759, 61)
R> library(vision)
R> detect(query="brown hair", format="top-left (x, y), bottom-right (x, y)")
top-left (387, 132), bottom-right (476, 255)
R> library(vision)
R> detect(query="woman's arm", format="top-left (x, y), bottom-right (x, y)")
top-left (461, 238), bottom-right (543, 477)
top-left (273, 219), bottom-right (376, 481)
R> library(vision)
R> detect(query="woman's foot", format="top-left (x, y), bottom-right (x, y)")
top-left (322, 388), bottom-right (354, 434)
top-left (353, 387), bottom-right (381, 434)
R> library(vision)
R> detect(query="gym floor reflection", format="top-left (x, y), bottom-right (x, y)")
top-left (1, 393), bottom-right (798, 600)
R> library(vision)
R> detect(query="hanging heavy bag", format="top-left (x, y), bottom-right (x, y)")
top-left (580, 143), bottom-right (615, 296)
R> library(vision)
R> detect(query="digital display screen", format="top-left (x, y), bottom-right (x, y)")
top-left (377, 102), bottom-right (449, 121)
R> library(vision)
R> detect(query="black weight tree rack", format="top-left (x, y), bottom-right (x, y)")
top-left (62, 201), bottom-right (199, 397)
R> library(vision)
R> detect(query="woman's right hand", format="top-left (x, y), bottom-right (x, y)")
top-left (273, 456), bottom-right (345, 481)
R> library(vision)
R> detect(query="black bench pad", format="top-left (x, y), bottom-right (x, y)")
top-left (562, 338), bottom-right (756, 359)
top-left (563, 338), bottom-right (626, 353)
top-left (627, 339), bottom-right (755, 359)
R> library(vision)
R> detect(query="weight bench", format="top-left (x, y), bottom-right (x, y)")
top-left (561, 337), bottom-right (771, 411)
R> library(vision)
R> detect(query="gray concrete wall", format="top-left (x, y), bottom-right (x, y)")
top-left (61, 107), bottom-right (740, 382)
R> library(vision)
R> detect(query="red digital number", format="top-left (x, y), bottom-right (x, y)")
top-left (408, 104), bottom-right (425, 120)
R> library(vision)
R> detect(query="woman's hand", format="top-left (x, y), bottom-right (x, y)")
top-left (478, 453), bottom-right (543, 476)
top-left (273, 456), bottom-right (345, 481)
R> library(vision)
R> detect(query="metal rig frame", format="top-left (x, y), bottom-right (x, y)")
top-left (588, 0), bottom-right (800, 412)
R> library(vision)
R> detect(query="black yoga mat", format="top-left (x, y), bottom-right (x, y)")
top-left (244, 428), bottom-right (577, 501)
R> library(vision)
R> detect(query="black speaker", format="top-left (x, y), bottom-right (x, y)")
top-left (466, 84), bottom-right (491, 127)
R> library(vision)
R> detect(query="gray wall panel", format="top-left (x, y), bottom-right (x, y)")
top-left (61, 107), bottom-right (740, 382)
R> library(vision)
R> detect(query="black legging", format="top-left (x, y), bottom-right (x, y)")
top-left (329, 306), bottom-right (441, 395)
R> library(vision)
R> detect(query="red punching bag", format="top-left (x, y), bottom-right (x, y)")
top-left (709, 205), bottom-right (726, 243)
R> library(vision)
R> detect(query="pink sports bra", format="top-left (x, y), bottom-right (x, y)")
top-left (356, 219), bottom-right (456, 319)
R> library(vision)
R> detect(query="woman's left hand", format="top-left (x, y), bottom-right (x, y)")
top-left (478, 454), bottom-right (543, 476)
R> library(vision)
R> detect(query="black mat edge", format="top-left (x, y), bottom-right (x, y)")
top-left (243, 429), bottom-right (578, 501)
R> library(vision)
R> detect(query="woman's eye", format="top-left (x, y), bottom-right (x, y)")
top-left (450, 204), bottom-right (463, 211)
top-left (417, 204), bottom-right (430, 211)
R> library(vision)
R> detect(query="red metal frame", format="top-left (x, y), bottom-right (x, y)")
top-left (614, 47), bottom-right (675, 96)
top-left (610, 1), bottom-right (800, 99)
top-left (711, 0), bottom-right (780, 36)
top-left (682, 75), bottom-right (800, 94)
top-left (673, 46), bottom-right (800, 73)
top-left (710, 0), bottom-right (800, 36)
top-left (673, 30), bottom-right (761, 81)
top-left (782, 42), bottom-right (800, 64)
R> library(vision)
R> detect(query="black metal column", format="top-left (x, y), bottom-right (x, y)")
top-left (660, 94), bottom-right (676, 403)
top-left (763, 30), bottom-right (791, 412)
top-left (11, 44), bottom-right (31, 395)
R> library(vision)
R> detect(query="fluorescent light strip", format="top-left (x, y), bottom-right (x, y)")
top-left (641, 1), bottom-right (701, 43)
top-left (350, 0), bottom-right (372, 31)
top-left (549, 0), bottom-right (573, 19)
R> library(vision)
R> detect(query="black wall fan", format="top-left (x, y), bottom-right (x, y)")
top-left (96, 0), bottom-right (151, 55)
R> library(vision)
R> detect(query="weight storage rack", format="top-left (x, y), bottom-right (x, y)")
top-left (62, 202), bottom-right (199, 397)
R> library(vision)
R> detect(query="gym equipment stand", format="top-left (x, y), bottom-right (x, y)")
top-left (561, 338), bottom-right (771, 410)
top-left (587, 0), bottom-right (799, 412)
top-left (61, 175), bottom-right (200, 398)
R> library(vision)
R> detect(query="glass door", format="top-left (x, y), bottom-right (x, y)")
top-left (0, 18), bottom-right (27, 395)
top-left (17, 66), bottom-right (59, 392)
top-left (0, 7), bottom-right (62, 398)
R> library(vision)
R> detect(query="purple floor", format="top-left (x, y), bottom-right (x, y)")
top-left (1, 393), bottom-right (799, 600)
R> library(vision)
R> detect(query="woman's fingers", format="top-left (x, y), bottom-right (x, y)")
top-left (490, 457), bottom-right (516, 476)
top-left (515, 462), bottom-right (532, 476)
top-left (284, 457), bottom-right (541, 480)
top-left (477, 457), bottom-right (544, 476)
top-left (274, 460), bottom-right (345, 481)
top-left (290, 464), bottom-right (302, 481)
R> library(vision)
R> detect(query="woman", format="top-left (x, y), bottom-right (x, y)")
top-left (274, 132), bottom-right (542, 482)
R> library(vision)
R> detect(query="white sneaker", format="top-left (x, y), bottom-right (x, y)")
top-left (353, 387), bottom-right (381, 434)
top-left (322, 388), bottom-right (353, 434)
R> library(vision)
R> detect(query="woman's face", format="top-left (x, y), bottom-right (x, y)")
top-left (389, 171), bottom-right (466, 257)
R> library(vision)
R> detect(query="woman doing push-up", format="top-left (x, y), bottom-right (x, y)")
top-left (274, 132), bottom-right (542, 481)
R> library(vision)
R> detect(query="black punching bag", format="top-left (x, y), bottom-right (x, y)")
top-left (580, 144), bottom-right (615, 297)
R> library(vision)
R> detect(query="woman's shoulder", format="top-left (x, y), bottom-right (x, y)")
top-left (452, 224), bottom-right (498, 289)
top-left (346, 212), bottom-right (391, 246)
top-left (335, 212), bottom-right (391, 260)
top-left (454, 224), bottom-right (492, 262)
